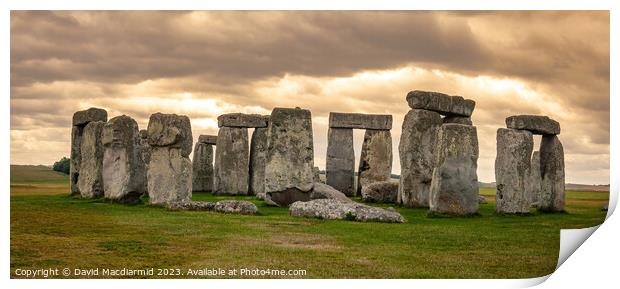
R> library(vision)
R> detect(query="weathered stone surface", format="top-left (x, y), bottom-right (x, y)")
top-left (443, 116), bottom-right (472, 125)
top-left (495, 128), bottom-right (533, 214)
top-left (147, 147), bottom-right (192, 205)
top-left (72, 107), bottom-right (108, 126)
top-left (289, 199), bottom-right (405, 223)
top-left (429, 124), bottom-right (480, 215)
top-left (310, 182), bottom-right (352, 203)
top-left (167, 200), bottom-right (258, 215)
top-left (139, 129), bottom-right (150, 194)
top-left (362, 180), bottom-right (399, 203)
top-left (406, 90), bottom-right (475, 117)
top-left (249, 127), bottom-right (268, 196)
top-left (192, 142), bottom-right (214, 192)
top-left (397, 109), bottom-right (442, 208)
top-left (102, 115), bottom-right (146, 204)
top-left (218, 113), bottom-right (269, 128)
top-left (357, 130), bottom-right (393, 196)
top-left (325, 128), bottom-right (355, 196)
top-left (264, 107), bottom-right (315, 207)
top-left (198, 134), bottom-right (217, 145)
top-left (139, 129), bottom-right (148, 139)
top-left (505, 115), bottom-right (560, 135)
top-left (329, 112), bottom-right (392, 130)
top-left (478, 195), bottom-right (487, 204)
top-left (539, 135), bottom-right (565, 212)
top-left (213, 127), bottom-right (249, 195)
top-left (77, 121), bottom-right (105, 198)
top-left (147, 113), bottom-right (193, 157)
top-left (529, 151), bottom-right (542, 205)
top-left (313, 167), bottom-right (322, 183)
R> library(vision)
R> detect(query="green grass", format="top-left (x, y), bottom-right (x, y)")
top-left (10, 166), bottom-right (609, 278)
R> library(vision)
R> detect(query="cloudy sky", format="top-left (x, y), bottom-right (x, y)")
top-left (10, 11), bottom-right (609, 184)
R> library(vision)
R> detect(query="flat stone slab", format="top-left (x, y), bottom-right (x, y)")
top-left (167, 200), bottom-right (258, 215)
top-left (72, 107), bottom-right (108, 126)
top-left (406, 90), bottom-right (475, 117)
top-left (218, 113), bottom-right (269, 128)
top-left (505, 115), bottom-right (560, 135)
top-left (198, 134), bottom-right (217, 145)
top-left (289, 199), bottom-right (405, 223)
top-left (329, 112), bottom-right (392, 130)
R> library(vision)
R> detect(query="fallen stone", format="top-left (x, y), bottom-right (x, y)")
top-left (198, 134), bottom-right (218, 145)
top-left (102, 115), bottom-right (146, 204)
top-left (429, 124), bottom-right (480, 215)
top-left (72, 107), bottom-right (108, 126)
top-left (406, 90), bottom-right (475, 117)
top-left (329, 112), bottom-right (392, 130)
top-left (325, 128), bottom-right (355, 196)
top-left (213, 127), bottom-right (249, 195)
top-left (357, 129), bottom-right (393, 196)
top-left (147, 113), bottom-right (193, 157)
top-left (505, 115), bottom-right (560, 135)
top-left (539, 135), bottom-right (565, 212)
top-left (166, 200), bottom-right (258, 215)
top-left (398, 109), bottom-right (442, 208)
top-left (218, 113), bottom-right (269, 128)
top-left (264, 107), bottom-right (315, 206)
top-left (361, 180), bottom-right (399, 203)
top-left (495, 128), bottom-right (533, 214)
top-left (289, 199), bottom-right (405, 223)
top-left (529, 151), bottom-right (542, 205)
top-left (443, 116), bottom-right (472, 125)
top-left (310, 182), bottom-right (352, 203)
top-left (249, 127), bottom-right (268, 196)
top-left (77, 121), bottom-right (106, 198)
top-left (192, 142), bottom-right (214, 192)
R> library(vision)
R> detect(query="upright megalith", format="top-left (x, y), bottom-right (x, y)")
top-left (249, 127), bottom-right (268, 197)
top-left (102, 115), bottom-right (146, 204)
top-left (70, 107), bottom-right (107, 195)
top-left (357, 129), bottom-right (393, 195)
top-left (539, 135), bottom-right (565, 212)
top-left (77, 121), bottom-right (106, 198)
top-left (326, 127), bottom-right (355, 196)
top-left (529, 151), bottom-right (542, 205)
top-left (139, 129), bottom-right (150, 194)
top-left (264, 107), bottom-right (315, 206)
top-left (147, 113), bottom-right (193, 205)
top-left (214, 127), bottom-right (249, 195)
top-left (397, 109), bottom-right (442, 207)
top-left (192, 135), bottom-right (216, 192)
top-left (429, 124), bottom-right (479, 215)
top-left (494, 128), bottom-right (533, 214)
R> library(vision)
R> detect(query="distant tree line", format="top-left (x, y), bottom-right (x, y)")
top-left (53, 157), bottom-right (70, 175)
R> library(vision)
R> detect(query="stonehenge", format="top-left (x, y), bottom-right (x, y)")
top-left (192, 134), bottom-right (216, 192)
top-left (146, 113), bottom-right (193, 205)
top-left (264, 107), bottom-right (315, 206)
top-left (213, 113), bottom-right (269, 195)
top-left (495, 115), bottom-right (565, 213)
top-left (325, 112), bottom-right (393, 196)
top-left (70, 107), bottom-right (107, 196)
top-left (102, 115), bottom-right (146, 204)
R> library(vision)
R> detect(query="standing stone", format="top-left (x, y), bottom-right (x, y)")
top-left (77, 121), bottom-right (105, 198)
top-left (102, 115), bottom-right (146, 204)
top-left (313, 167), bottom-right (322, 183)
top-left (264, 107), bottom-right (315, 207)
top-left (249, 127), bottom-right (268, 197)
top-left (539, 135), bottom-right (565, 212)
top-left (192, 141), bottom-right (214, 192)
top-left (213, 127), bottom-right (249, 195)
top-left (443, 116), bottom-right (472, 125)
top-left (529, 151), bottom-right (542, 205)
top-left (147, 113), bottom-right (193, 205)
top-left (139, 129), bottom-right (151, 194)
top-left (494, 128), bottom-right (533, 214)
top-left (357, 130), bottom-right (392, 196)
top-left (397, 109), bottom-right (442, 207)
top-left (326, 128), bottom-right (355, 196)
top-left (429, 124), bottom-right (479, 215)
top-left (70, 107), bottom-right (107, 195)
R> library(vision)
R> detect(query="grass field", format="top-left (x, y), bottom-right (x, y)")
top-left (10, 165), bottom-right (609, 278)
